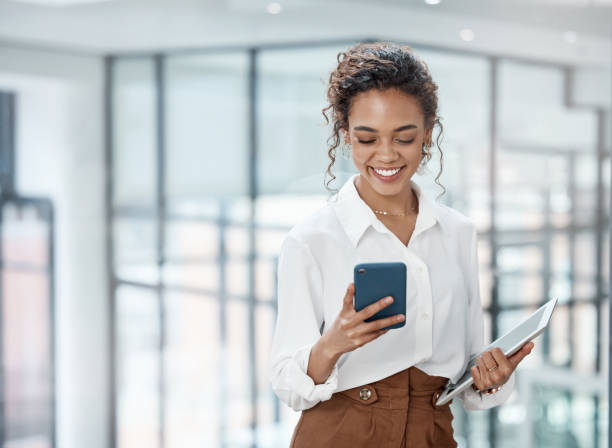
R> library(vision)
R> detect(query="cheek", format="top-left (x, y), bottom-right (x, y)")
top-left (350, 148), bottom-right (371, 165)
top-left (406, 145), bottom-right (423, 157)
top-left (391, 149), bottom-right (421, 167)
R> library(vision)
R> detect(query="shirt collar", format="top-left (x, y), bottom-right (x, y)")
top-left (329, 173), bottom-right (441, 248)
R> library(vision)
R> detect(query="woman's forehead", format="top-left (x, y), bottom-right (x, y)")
top-left (349, 91), bottom-right (424, 131)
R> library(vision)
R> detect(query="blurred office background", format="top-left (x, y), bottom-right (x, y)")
top-left (0, 0), bottom-right (610, 447)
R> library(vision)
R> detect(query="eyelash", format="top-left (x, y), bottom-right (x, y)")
top-left (357, 139), bottom-right (415, 145)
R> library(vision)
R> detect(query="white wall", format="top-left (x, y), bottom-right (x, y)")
top-left (0, 44), bottom-right (108, 448)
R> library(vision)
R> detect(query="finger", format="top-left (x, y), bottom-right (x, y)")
top-left (355, 294), bottom-right (394, 321)
top-left (508, 341), bottom-right (535, 367)
top-left (490, 347), bottom-right (513, 377)
top-left (343, 283), bottom-right (355, 309)
top-left (360, 313), bottom-right (405, 333)
top-left (358, 327), bottom-right (390, 347)
top-left (483, 347), bottom-right (506, 386)
top-left (476, 356), bottom-right (492, 390)
top-left (481, 351), bottom-right (497, 371)
top-left (481, 350), bottom-right (502, 384)
top-left (470, 365), bottom-right (483, 391)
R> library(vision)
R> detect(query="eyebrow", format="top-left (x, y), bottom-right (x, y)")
top-left (353, 124), bottom-right (418, 132)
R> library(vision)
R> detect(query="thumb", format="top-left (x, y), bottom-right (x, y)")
top-left (343, 283), bottom-right (355, 309)
top-left (509, 341), bottom-right (534, 367)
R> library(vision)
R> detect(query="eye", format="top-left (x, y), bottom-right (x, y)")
top-left (357, 139), bottom-right (415, 145)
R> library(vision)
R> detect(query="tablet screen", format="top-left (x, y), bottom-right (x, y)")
top-left (480, 308), bottom-right (544, 356)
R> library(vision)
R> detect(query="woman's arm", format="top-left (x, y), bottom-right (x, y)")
top-left (268, 234), bottom-right (340, 412)
top-left (308, 335), bottom-right (343, 385)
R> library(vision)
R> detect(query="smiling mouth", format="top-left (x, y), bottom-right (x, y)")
top-left (369, 165), bottom-right (406, 181)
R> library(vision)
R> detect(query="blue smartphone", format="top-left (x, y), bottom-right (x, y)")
top-left (353, 262), bottom-right (407, 330)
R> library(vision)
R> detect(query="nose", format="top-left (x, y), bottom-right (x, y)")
top-left (376, 139), bottom-right (400, 161)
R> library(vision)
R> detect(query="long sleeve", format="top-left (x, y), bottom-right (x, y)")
top-left (459, 224), bottom-right (515, 411)
top-left (268, 234), bottom-right (339, 412)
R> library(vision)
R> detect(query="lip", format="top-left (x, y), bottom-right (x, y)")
top-left (369, 165), bottom-right (406, 183)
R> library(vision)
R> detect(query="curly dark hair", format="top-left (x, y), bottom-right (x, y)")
top-left (321, 41), bottom-right (446, 200)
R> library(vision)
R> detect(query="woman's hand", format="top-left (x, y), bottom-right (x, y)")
top-left (321, 282), bottom-right (405, 358)
top-left (470, 341), bottom-right (535, 393)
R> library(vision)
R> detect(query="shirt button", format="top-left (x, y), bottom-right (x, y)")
top-left (421, 312), bottom-right (429, 320)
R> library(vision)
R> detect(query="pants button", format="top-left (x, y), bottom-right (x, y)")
top-left (359, 387), bottom-right (372, 400)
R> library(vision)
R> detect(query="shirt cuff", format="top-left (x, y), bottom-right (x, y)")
top-left (460, 371), bottom-right (516, 411)
top-left (295, 343), bottom-right (339, 397)
top-left (270, 343), bottom-right (340, 411)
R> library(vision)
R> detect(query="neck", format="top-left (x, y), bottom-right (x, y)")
top-left (354, 175), bottom-right (418, 216)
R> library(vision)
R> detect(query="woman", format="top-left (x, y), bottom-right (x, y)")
top-left (268, 41), bottom-right (534, 447)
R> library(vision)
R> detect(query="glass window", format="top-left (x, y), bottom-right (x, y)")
top-left (499, 61), bottom-right (597, 150)
top-left (1, 201), bottom-right (54, 448)
top-left (164, 292), bottom-right (219, 447)
top-left (257, 46), bottom-right (347, 196)
top-left (116, 285), bottom-right (160, 448)
top-left (225, 300), bottom-right (251, 446)
top-left (415, 51), bottom-right (490, 226)
top-left (113, 217), bottom-right (159, 284)
top-left (113, 58), bottom-right (157, 209)
top-left (165, 53), bottom-right (249, 207)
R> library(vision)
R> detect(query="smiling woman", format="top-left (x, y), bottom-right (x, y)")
top-left (268, 41), bottom-right (537, 448)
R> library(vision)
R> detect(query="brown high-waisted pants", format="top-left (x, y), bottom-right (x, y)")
top-left (289, 366), bottom-right (457, 448)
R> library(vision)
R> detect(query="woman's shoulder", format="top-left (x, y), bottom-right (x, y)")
top-left (435, 201), bottom-right (478, 236)
top-left (284, 202), bottom-right (341, 248)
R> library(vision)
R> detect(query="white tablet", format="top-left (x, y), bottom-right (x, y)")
top-left (436, 297), bottom-right (558, 406)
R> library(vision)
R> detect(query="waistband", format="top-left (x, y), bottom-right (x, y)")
top-left (336, 366), bottom-right (452, 410)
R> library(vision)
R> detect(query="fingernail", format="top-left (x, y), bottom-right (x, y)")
top-left (386, 296), bottom-right (393, 303)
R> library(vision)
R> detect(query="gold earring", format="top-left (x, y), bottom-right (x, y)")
top-left (417, 144), bottom-right (431, 175)
top-left (421, 143), bottom-right (431, 157)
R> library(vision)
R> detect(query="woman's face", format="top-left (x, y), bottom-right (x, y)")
top-left (344, 88), bottom-right (432, 197)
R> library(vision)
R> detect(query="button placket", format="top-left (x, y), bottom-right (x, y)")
top-left (410, 259), bottom-right (433, 363)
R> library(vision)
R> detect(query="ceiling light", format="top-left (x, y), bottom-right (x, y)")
top-left (267, 2), bottom-right (282, 14)
top-left (563, 30), bottom-right (578, 43)
top-left (8, 0), bottom-right (113, 5)
top-left (424, 0), bottom-right (441, 4)
top-left (460, 29), bottom-right (475, 42)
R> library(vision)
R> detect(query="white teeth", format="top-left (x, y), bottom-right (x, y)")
top-left (373, 167), bottom-right (401, 176)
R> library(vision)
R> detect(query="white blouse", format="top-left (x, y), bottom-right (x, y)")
top-left (268, 172), bottom-right (515, 412)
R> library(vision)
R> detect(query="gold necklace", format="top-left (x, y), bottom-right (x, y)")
top-left (373, 205), bottom-right (417, 217)
top-left (373, 193), bottom-right (419, 217)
